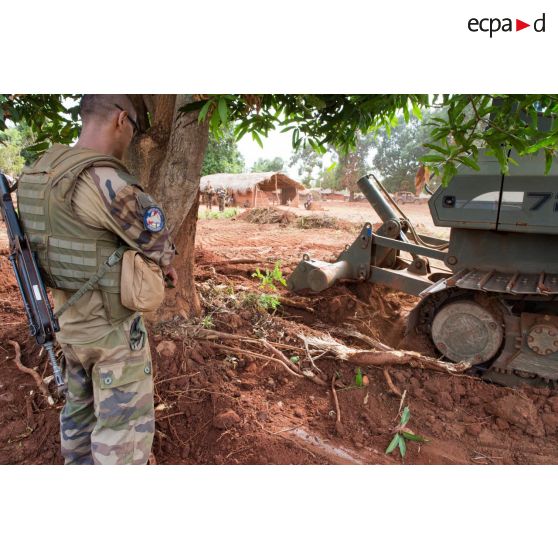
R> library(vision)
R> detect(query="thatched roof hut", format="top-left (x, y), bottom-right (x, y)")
top-left (200, 172), bottom-right (305, 208)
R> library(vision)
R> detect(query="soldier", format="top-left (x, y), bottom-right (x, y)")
top-left (17, 95), bottom-right (177, 465)
top-left (217, 187), bottom-right (226, 212)
top-left (205, 183), bottom-right (214, 210)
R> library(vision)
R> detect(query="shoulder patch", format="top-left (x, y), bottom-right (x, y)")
top-left (143, 206), bottom-right (165, 232)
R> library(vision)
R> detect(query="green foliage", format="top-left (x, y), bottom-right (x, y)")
top-left (385, 406), bottom-right (428, 460)
top-left (335, 133), bottom-right (374, 196)
top-left (289, 144), bottom-right (325, 187)
top-left (201, 123), bottom-right (245, 175)
top-left (418, 95), bottom-right (558, 186)
top-left (289, 355), bottom-right (300, 364)
top-left (0, 94), bottom-right (81, 157)
top-left (0, 123), bottom-right (35, 176)
top-left (2, 94), bottom-right (557, 188)
top-left (251, 261), bottom-right (287, 291)
top-left (240, 291), bottom-right (281, 312)
top-left (251, 156), bottom-right (284, 173)
top-left (183, 94), bottom-right (429, 156)
top-left (203, 208), bottom-right (239, 219)
top-left (373, 113), bottom-right (443, 192)
top-left (249, 260), bottom-right (286, 313)
top-left (257, 293), bottom-right (281, 311)
top-left (183, 94), bottom-right (558, 186)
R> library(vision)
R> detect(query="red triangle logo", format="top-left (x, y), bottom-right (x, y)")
top-left (516, 19), bottom-right (530, 31)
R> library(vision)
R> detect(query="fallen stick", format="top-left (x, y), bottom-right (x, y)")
top-left (8, 340), bottom-right (55, 406)
top-left (299, 333), bottom-right (471, 375)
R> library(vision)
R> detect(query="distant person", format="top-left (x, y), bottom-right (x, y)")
top-left (205, 184), bottom-right (214, 210)
top-left (216, 187), bottom-right (226, 212)
top-left (304, 192), bottom-right (313, 210)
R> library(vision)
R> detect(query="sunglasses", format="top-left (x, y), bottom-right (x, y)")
top-left (114, 103), bottom-right (139, 136)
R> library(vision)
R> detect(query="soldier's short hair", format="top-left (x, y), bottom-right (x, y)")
top-left (80, 95), bottom-right (136, 124)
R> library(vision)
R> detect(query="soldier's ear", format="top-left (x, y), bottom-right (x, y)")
top-left (118, 111), bottom-right (127, 128)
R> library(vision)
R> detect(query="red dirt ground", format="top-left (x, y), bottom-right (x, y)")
top-left (1, 209), bottom-right (558, 465)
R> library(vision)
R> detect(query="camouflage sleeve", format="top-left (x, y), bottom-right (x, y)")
top-left (75, 166), bottom-right (177, 267)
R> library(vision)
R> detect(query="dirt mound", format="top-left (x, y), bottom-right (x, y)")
top-left (296, 215), bottom-right (341, 229)
top-left (239, 207), bottom-right (296, 225)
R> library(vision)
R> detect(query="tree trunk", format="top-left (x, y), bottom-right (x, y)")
top-left (125, 94), bottom-right (209, 319)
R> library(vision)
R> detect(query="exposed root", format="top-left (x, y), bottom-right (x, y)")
top-left (205, 341), bottom-right (303, 379)
top-left (279, 297), bottom-right (315, 313)
top-left (8, 340), bottom-right (55, 407)
top-left (299, 333), bottom-right (471, 374)
top-left (383, 367), bottom-right (402, 397)
top-left (331, 373), bottom-right (343, 435)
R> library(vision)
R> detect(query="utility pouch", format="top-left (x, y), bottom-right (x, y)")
top-left (120, 250), bottom-right (165, 312)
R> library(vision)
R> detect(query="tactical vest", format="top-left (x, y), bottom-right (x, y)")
top-left (17, 144), bottom-right (135, 324)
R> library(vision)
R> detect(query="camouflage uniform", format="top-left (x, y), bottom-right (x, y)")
top-left (39, 157), bottom-right (175, 465)
top-left (59, 314), bottom-right (154, 464)
top-left (217, 188), bottom-right (226, 212)
top-left (18, 146), bottom-right (176, 464)
top-left (205, 185), bottom-right (214, 210)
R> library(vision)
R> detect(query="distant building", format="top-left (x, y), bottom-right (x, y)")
top-left (200, 172), bottom-right (305, 208)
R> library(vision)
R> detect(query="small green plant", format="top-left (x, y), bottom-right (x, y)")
top-left (257, 293), bottom-right (281, 311)
top-left (203, 208), bottom-right (239, 220)
top-left (354, 367), bottom-right (363, 387)
top-left (249, 261), bottom-right (286, 313)
top-left (290, 355), bottom-right (300, 364)
top-left (200, 314), bottom-right (215, 329)
top-left (252, 261), bottom-right (287, 291)
top-left (385, 406), bottom-right (428, 459)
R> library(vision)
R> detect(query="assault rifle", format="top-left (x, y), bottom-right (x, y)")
top-left (0, 173), bottom-right (64, 391)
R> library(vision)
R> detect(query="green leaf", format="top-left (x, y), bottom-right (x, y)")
top-left (423, 143), bottom-right (449, 155)
top-left (198, 101), bottom-right (212, 123)
top-left (289, 355), bottom-right (300, 364)
top-left (398, 435), bottom-right (407, 458)
top-left (420, 154), bottom-right (446, 163)
top-left (385, 434), bottom-right (400, 454)
top-left (545, 150), bottom-right (553, 175)
top-left (402, 103), bottom-right (410, 123)
top-left (441, 161), bottom-right (458, 187)
top-left (456, 156), bottom-right (481, 171)
top-left (252, 131), bottom-right (264, 148)
top-left (401, 406), bottom-right (410, 426)
top-left (218, 98), bottom-right (228, 125)
top-left (354, 367), bottom-right (363, 387)
top-left (411, 100), bottom-right (422, 120)
top-left (402, 432), bottom-right (429, 443)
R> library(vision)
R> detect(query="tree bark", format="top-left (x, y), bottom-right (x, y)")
top-left (126, 94), bottom-right (209, 318)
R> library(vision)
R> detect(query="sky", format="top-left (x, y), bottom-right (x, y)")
top-left (237, 128), bottom-right (297, 174)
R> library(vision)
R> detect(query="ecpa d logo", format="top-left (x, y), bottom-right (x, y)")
top-left (468, 13), bottom-right (546, 37)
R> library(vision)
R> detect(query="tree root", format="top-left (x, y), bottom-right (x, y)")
top-left (331, 373), bottom-right (344, 435)
top-left (383, 367), bottom-right (402, 397)
top-left (205, 341), bottom-right (303, 379)
top-left (299, 333), bottom-right (471, 374)
top-left (8, 340), bottom-right (55, 407)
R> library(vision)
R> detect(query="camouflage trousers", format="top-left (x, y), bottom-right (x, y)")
top-left (59, 314), bottom-right (154, 465)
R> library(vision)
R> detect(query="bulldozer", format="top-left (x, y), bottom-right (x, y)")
top-left (287, 148), bottom-right (558, 387)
